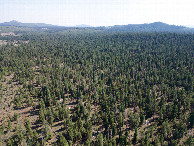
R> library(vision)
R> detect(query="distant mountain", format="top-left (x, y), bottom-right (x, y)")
top-left (0, 20), bottom-right (56, 28)
top-left (75, 24), bottom-right (93, 28)
top-left (0, 21), bottom-right (193, 33)
top-left (103, 22), bottom-right (194, 33)
top-left (1, 20), bottom-right (21, 26)
top-left (0, 21), bottom-right (93, 28)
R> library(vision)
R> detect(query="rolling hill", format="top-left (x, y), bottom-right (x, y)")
top-left (104, 22), bottom-right (194, 33)
top-left (0, 20), bottom-right (194, 33)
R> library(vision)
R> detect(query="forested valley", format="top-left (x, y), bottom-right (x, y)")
top-left (0, 29), bottom-right (193, 145)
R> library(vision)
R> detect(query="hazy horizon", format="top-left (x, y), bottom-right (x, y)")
top-left (2, 20), bottom-right (193, 28)
top-left (0, 0), bottom-right (194, 27)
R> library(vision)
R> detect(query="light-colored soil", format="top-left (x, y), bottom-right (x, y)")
top-left (0, 40), bottom-right (8, 46)
top-left (0, 72), bottom-right (191, 145)
top-left (179, 128), bottom-right (193, 145)
top-left (0, 74), bottom-right (20, 124)
top-left (0, 39), bottom-right (29, 46)
top-left (0, 32), bottom-right (19, 36)
top-left (0, 73), bottom-right (39, 145)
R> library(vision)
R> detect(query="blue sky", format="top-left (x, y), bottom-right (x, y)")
top-left (0, 0), bottom-right (194, 26)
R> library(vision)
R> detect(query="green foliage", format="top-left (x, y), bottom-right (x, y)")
top-left (184, 136), bottom-right (193, 146)
top-left (0, 31), bottom-right (193, 145)
top-left (41, 121), bottom-right (53, 141)
top-left (133, 128), bottom-right (138, 144)
top-left (7, 120), bottom-right (12, 132)
top-left (96, 133), bottom-right (103, 146)
top-left (59, 133), bottom-right (68, 146)
top-left (129, 112), bottom-right (140, 130)
top-left (188, 112), bottom-right (194, 128)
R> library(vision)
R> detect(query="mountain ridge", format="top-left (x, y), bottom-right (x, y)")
top-left (0, 20), bottom-right (56, 28)
top-left (105, 22), bottom-right (191, 32)
top-left (0, 20), bottom-right (193, 33)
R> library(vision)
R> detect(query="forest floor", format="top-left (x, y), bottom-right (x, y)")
top-left (0, 73), bottom-right (88, 145)
top-left (0, 73), bottom-right (193, 145)
top-left (0, 40), bottom-right (7, 46)
top-left (0, 32), bottom-right (19, 36)
top-left (0, 73), bottom-right (39, 145)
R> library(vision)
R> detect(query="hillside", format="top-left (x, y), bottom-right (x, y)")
top-left (0, 21), bottom-right (194, 33)
top-left (0, 20), bottom-right (55, 28)
top-left (104, 22), bottom-right (194, 32)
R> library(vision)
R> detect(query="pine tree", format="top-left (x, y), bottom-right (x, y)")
top-left (133, 128), bottom-right (138, 144)
top-left (97, 133), bottom-right (103, 146)
top-left (144, 133), bottom-right (150, 146)
top-left (7, 120), bottom-right (12, 132)
top-left (59, 133), bottom-right (68, 146)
